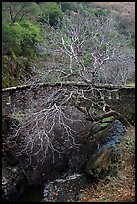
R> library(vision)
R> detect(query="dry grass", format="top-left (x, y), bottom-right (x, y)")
top-left (78, 127), bottom-right (135, 202)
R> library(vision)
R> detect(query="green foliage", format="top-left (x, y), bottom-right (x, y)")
top-left (2, 3), bottom-right (43, 88)
top-left (80, 5), bottom-right (110, 19)
top-left (2, 55), bottom-right (31, 88)
top-left (125, 137), bottom-right (135, 154)
top-left (60, 2), bottom-right (78, 12)
top-left (99, 116), bottom-right (115, 128)
top-left (116, 20), bottom-right (130, 37)
top-left (102, 116), bottom-right (115, 123)
top-left (127, 82), bottom-right (135, 87)
top-left (94, 109), bottom-right (104, 115)
top-left (19, 20), bottom-right (43, 57)
top-left (39, 52), bottom-right (51, 60)
top-left (2, 2), bottom-right (41, 23)
top-left (14, 111), bottom-right (25, 122)
top-left (2, 22), bottom-right (24, 55)
top-left (128, 37), bottom-right (135, 48)
top-left (99, 122), bottom-right (110, 128)
top-left (38, 2), bottom-right (64, 26)
top-left (80, 4), bottom-right (94, 18)
top-left (92, 8), bottom-right (110, 17)
top-left (100, 44), bottom-right (107, 51)
top-left (2, 59), bottom-right (10, 88)
top-left (82, 52), bottom-right (92, 67)
top-left (2, 20), bottom-right (43, 58)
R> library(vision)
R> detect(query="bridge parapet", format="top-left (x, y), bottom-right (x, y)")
top-left (2, 83), bottom-right (135, 123)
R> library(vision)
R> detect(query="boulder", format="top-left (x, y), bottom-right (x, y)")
top-left (84, 120), bottom-right (126, 178)
top-left (85, 145), bottom-right (118, 178)
top-left (2, 116), bottom-right (26, 202)
top-left (2, 160), bottom-right (26, 202)
top-left (42, 173), bottom-right (89, 202)
top-left (17, 106), bottom-right (93, 185)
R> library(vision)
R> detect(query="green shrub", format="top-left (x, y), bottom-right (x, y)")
top-left (2, 22), bottom-right (24, 55)
top-left (19, 20), bottom-right (43, 57)
top-left (38, 2), bottom-right (64, 26)
top-left (2, 2), bottom-right (41, 23)
top-left (2, 20), bottom-right (43, 58)
top-left (60, 2), bottom-right (78, 12)
top-left (92, 8), bottom-right (110, 17)
top-left (82, 52), bottom-right (92, 67)
top-left (2, 55), bottom-right (31, 88)
top-left (128, 37), bottom-right (135, 48)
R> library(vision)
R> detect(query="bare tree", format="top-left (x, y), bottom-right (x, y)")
top-left (7, 11), bottom-right (133, 182)
top-left (100, 50), bottom-right (135, 85)
top-left (34, 12), bottom-right (134, 85)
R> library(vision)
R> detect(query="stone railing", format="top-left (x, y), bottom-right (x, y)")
top-left (2, 82), bottom-right (135, 122)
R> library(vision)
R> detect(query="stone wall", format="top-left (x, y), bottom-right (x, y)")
top-left (2, 82), bottom-right (135, 122)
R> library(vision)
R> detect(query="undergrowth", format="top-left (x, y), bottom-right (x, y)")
top-left (78, 127), bottom-right (135, 202)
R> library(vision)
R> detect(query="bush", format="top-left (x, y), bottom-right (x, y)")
top-left (2, 22), bottom-right (24, 55)
top-left (60, 2), bottom-right (78, 12)
top-left (2, 55), bottom-right (31, 88)
top-left (38, 2), bottom-right (64, 26)
top-left (128, 37), bottom-right (135, 48)
top-left (19, 20), bottom-right (43, 57)
top-left (92, 8), bottom-right (110, 17)
top-left (2, 20), bottom-right (43, 58)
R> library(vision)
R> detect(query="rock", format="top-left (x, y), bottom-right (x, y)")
top-left (42, 173), bottom-right (89, 202)
top-left (85, 145), bottom-right (117, 178)
top-left (17, 106), bottom-right (93, 185)
top-left (6, 153), bottom-right (19, 166)
top-left (2, 116), bottom-right (26, 202)
top-left (2, 160), bottom-right (26, 202)
top-left (84, 120), bottom-right (126, 178)
top-left (85, 122), bottom-right (115, 157)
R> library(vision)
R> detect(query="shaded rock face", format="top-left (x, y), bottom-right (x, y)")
top-left (2, 110), bottom-right (127, 202)
top-left (2, 161), bottom-right (27, 202)
top-left (42, 173), bottom-right (89, 202)
top-left (85, 120), bottom-right (126, 178)
top-left (85, 146), bottom-right (117, 177)
top-left (40, 120), bottom-right (127, 202)
top-left (17, 106), bottom-right (92, 185)
top-left (2, 116), bottom-right (26, 202)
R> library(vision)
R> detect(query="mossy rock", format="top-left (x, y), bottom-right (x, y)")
top-left (85, 146), bottom-right (117, 178)
top-left (87, 122), bottom-right (115, 154)
top-left (2, 117), bottom-right (9, 133)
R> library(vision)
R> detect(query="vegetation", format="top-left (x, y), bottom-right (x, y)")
top-left (78, 127), bottom-right (135, 202)
top-left (2, 20), bottom-right (43, 57)
top-left (37, 2), bottom-right (64, 26)
top-left (127, 82), bottom-right (135, 86)
top-left (59, 2), bottom-right (78, 12)
top-left (2, 2), bottom-right (43, 88)
top-left (2, 2), bottom-right (135, 88)
top-left (2, 3), bottom-right (135, 202)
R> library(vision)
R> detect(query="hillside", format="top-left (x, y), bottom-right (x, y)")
top-left (89, 2), bottom-right (135, 36)
top-left (2, 2), bottom-right (135, 88)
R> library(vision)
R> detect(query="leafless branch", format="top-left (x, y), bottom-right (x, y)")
top-left (6, 12), bottom-right (134, 179)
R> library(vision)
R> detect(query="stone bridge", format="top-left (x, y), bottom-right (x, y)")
top-left (2, 82), bottom-right (135, 123)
